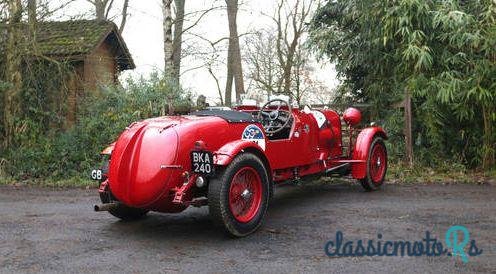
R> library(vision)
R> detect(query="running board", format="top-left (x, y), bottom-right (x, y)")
top-left (325, 163), bottom-right (350, 176)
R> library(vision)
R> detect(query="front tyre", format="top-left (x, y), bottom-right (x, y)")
top-left (99, 191), bottom-right (148, 221)
top-left (360, 137), bottom-right (387, 191)
top-left (208, 153), bottom-right (270, 237)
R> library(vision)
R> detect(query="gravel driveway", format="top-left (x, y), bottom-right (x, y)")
top-left (0, 181), bottom-right (495, 273)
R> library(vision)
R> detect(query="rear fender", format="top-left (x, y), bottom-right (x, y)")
top-left (351, 127), bottom-right (388, 179)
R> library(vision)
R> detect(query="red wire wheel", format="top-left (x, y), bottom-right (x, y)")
top-left (208, 153), bottom-right (270, 237)
top-left (360, 137), bottom-right (387, 191)
top-left (369, 142), bottom-right (387, 184)
top-left (228, 167), bottom-right (263, 223)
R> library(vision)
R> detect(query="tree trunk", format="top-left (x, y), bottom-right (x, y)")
top-left (3, 0), bottom-right (23, 147)
top-left (162, 0), bottom-right (174, 77)
top-left (172, 0), bottom-right (185, 82)
top-left (225, 0), bottom-right (244, 104)
top-left (87, 0), bottom-right (128, 29)
top-left (273, 0), bottom-right (311, 98)
top-left (281, 35), bottom-right (298, 96)
top-left (282, 46), bottom-right (296, 95)
top-left (225, 42), bottom-right (234, 106)
top-left (27, 0), bottom-right (37, 53)
top-left (482, 104), bottom-right (495, 170)
top-left (28, 0), bottom-right (36, 27)
top-left (95, 0), bottom-right (106, 20)
top-left (404, 89), bottom-right (413, 167)
top-left (294, 62), bottom-right (301, 106)
top-left (119, 0), bottom-right (129, 34)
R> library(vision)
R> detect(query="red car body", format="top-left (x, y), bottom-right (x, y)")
top-left (94, 102), bottom-right (387, 236)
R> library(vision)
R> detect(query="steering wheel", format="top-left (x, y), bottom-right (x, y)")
top-left (257, 99), bottom-right (293, 134)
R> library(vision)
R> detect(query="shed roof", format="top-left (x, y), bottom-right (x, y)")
top-left (28, 20), bottom-right (135, 70)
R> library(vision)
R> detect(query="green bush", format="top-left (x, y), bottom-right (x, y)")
top-left (1, 72), bottom-right (192, 183)
top-left (309, 0), bottom-right (496, 170)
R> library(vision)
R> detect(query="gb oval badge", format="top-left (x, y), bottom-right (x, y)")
top-left (241, 124), bottom-right (266, 151)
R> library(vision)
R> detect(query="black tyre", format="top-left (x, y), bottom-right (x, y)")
top-left (99, 191), bottom-right (148, 221)
top-left (360, 137), bottom-right (387, 191)
top-left (208, 153), bottom-right (270, 237)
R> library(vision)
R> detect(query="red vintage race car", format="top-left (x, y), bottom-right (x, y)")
top-left (92, 99), bottom-right (388, 237)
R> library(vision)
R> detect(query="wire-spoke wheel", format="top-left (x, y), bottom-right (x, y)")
top-left (228, 167), bottom-right (263, 223)
top-left (208, 153), bottom-right (269, 237)
top-left (360, 137), bottom-right (387, 191)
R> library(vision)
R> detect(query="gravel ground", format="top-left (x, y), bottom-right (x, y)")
top-left (0, 181), bottom-right (495, 273)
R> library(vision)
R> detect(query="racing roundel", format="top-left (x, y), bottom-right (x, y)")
top-left (242, 124), bottom-right (266, 151)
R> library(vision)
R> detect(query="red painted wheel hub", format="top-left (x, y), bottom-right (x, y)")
top-left (228, 167), bottom-right (262, 223)
top-left (370, 143), bottom-right (387, 184)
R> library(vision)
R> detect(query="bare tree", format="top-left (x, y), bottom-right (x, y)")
top-left (244, 28), bottom-right (326, 105)
top-left (186, 34), bottom-right (230, 105)
top-left (244, 29), bottom-right (282, 100)
top-left (26, 0), bottom-right (80, 22)
top-left (207, 60), bottom-right (224, 105)
top-left (224, 42), bottom-right (234, 105)
top-left (172, 0), bottom-right (185, 79)
top-left (86, 0), bottom-right (130, 33)
top-left (274, 0), bottom-right (314, 96)
top-left (291, 46), bottom-right (333, 105)
top-left (244, 0), bottom-right (328, 106)
top-left (161, 0), bottom-right (175, 114)
top-left (87, 0), bottom-right (108, 20)
top-left (163, 1), bottom-right (223, 83)
top-left (187, 31), bottom-right (253, 106)
top-left (291, 44), bottom-right (307, 105)
top-left (224, 0), bottom-right (244, 106)
top-left (118, 0), bottom-right (128, 34)
top-left (307, 80), bottom-right (334, 105)
top-left (27, 0), bottom-right (36, 25)
top-left (27, 0), bottom-right (37, 52)
top-left (162, 0), bottom-right (173, 75)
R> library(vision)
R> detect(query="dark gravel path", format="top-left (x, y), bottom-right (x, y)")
top-left (0, 182), bottom-right (495, 273)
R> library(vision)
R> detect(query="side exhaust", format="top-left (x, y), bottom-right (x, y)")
top-left (94, 202), bottom-right (119, 212)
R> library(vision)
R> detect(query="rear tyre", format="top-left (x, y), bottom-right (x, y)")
top-left (208, 153), bottom-right (270, 237)
top-left (360, 137), bottom-right (387, 191)
top-left (99, 191), bottom-right (148, 221)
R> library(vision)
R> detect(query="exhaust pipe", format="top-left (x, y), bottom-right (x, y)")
top-left (94, 202), bottom-right (119, 212)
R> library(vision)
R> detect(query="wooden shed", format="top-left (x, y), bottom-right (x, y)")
top-left (35, 20), bottom-right (135, 124)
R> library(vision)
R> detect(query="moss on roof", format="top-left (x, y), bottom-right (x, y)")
top-left (1, 20), bottom-right (135, 70)
top-left (37, 20), bottom-right (114, 56)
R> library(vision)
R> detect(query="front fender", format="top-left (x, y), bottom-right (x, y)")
top-left (214, 140), bottom-right (265, 166)
top-left (351, 127), bottom-right (388, 179)
top-left (214, 139), bottom-right (274, 198)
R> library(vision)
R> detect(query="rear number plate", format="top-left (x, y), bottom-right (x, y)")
top-left (191, 151), bottom-right (214, 175)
